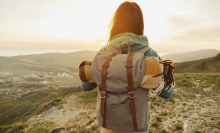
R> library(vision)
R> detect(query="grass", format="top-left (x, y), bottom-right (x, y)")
top-left (174, 73), bottom-right (220, 101)
top-left (175, 56), bottom-right (220, 73)
top-left (160, 112), bottom-right (168, 116)
top-left (35, 128), bottom-right (49, 133)
top-left (0, 124), bottom-right (25, 133)
top-left (174, 73), bottom-right (220, 91)
top-left (78, 89), bottom-right (98, 103)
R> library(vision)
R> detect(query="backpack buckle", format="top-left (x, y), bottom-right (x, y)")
top-left (100, 92), bottom-right (106, 98)
top-left (128, 91), bottom-right (135, 98)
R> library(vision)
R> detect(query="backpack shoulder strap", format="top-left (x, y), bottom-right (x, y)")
top-left (131, 46), bottom-right (151, 54)
top-left (104, 45), bottom-right (118, 53)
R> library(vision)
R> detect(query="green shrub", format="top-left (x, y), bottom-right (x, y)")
top-left (151, 96), bottom-right (157, 102)
top-left (169, 98), bottom-right (174, 102)
top-left (156, 116), bottom-right (162, 122)
top-left (161, 129), bottom-right (168, 133)
top-left (175, 125), bottom-right (183, 130)
top-left (150, 105), bottom-right (154, 109)
top-left (151, 122), bottom-right (159, 127)
top-left (91, 125), bottom-right (98, 130)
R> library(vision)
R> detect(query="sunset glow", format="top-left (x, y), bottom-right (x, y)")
top-left (1, 0), bottom-right (220, 56)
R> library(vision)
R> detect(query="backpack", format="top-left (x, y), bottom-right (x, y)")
top-left (90, 42), bottom-right (161, 132)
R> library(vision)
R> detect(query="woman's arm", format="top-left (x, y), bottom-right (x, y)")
top-left (158, 84), bottom-right (174, 99)
top-left (81, 81), bottom-right (97, 91)
top-left (80, 47), bottom-right (106, 91)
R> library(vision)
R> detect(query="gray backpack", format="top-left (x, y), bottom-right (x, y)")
top-left (90, 42), bottom-right (151, 132)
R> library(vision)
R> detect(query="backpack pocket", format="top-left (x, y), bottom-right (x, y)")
top-left (106, 103), bottom-right (133, 126)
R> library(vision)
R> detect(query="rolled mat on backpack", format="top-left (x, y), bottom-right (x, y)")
top-left (79, 57), bottom-right (175, 90)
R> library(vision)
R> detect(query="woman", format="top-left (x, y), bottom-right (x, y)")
top-left (81, 1), bottom-right (173, 133)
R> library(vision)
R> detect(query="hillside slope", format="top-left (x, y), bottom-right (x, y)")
top-left (2, 73), bottom-right (219, 133)
top-left (0, 86), bottom-right (82, 126)
top-left (162, 49), bottom-right (219, 62)
top-left (175, 56), bottom-right (220, 73)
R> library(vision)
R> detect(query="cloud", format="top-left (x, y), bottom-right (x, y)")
top-left (165, 14), bottom-right (220, 44)
top-left (161, 0), bottom-right (220, 51)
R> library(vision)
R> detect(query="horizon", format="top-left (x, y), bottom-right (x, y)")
top-left (0, 47), bottom-right (219, 57)
top-left (1, 0), bottom-right (220, 55)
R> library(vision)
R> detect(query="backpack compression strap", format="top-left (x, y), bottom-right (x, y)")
top-left (126, 53), bottom-right (138, 130)
top-left (99, 53), bottom-right (117, 128)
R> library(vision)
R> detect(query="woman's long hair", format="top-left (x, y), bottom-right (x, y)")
top-left (108, 1), bottom-right (144, 43)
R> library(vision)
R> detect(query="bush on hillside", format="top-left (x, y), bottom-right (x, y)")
top-left (192, 62), bottom-right (208, 70)
top-left (217, 53), bottom-right (220, 60)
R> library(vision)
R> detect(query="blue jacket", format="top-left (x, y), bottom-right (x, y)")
top-left (81, 32), bottom-right (173, 132)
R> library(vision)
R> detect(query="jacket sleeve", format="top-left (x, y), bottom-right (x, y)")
top-left (158, 84), bottom-right (174, 99)
top-left (144, 49), bottom-right (174, 99)
top-left (81, 81), bottom-right (97, 91)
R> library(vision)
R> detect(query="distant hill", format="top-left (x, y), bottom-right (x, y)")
top-left (0, 50), bottom-right (98, 73)
top-left (175, 56), bottom-right (220, 73)
top-left (1, 49), bottom-right (219, 74)
top-left (162, 49), bottom-right (220, 62)
top-left (13, 50), bottom-right (98, 65)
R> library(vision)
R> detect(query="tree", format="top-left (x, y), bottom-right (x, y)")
top-left (217, 53), bottom-right (220, 60)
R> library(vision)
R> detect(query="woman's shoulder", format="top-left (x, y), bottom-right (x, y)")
top-left (98, 46), bottom-right (159, 57)
top-left (144, 48), bottom-right (160, 57)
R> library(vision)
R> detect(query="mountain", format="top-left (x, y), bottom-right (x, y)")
top-left (161, 49), bottom-right (220, 62)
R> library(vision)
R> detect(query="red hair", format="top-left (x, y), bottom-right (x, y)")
top-left (108, 1), bottom-right (144, 43)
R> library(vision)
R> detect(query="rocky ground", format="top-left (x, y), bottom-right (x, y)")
top-left (23, 95), bottom-right (97, 133)
top-left (8, 73), bottom-right (220, 133)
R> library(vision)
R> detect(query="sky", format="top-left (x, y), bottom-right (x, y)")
top-left (0, 0), bottom-right (220, 56)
